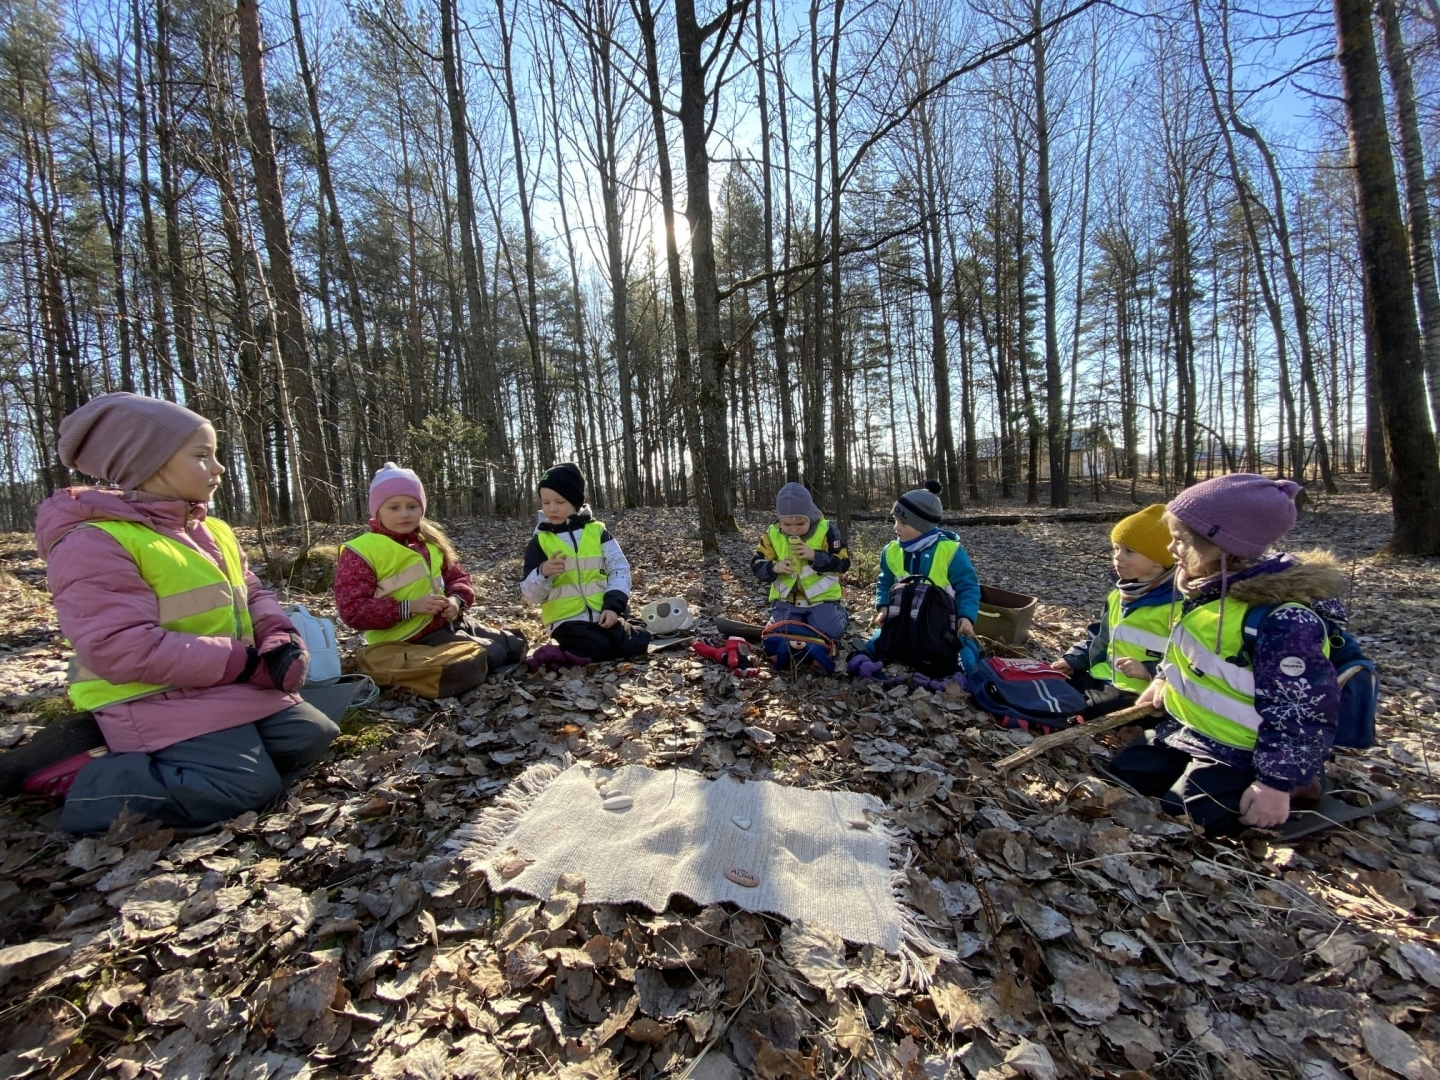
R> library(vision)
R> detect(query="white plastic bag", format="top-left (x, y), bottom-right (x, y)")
top-left (287, 604), bottom-right (342, 685)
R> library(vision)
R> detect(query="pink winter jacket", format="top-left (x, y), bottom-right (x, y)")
top-left (35, 487), bottom-right (301, 754)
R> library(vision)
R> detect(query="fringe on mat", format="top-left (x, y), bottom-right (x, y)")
top-left (443, 756), bottom-right (572, 870)
top-left (879, 816), bottom-right (959, 990)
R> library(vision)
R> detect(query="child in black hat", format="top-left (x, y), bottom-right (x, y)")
top-left (519, 463), bottom-right (651, 661)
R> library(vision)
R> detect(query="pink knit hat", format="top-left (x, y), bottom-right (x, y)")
top-left (369, 462), bottom-right (426, 517)
top-left (57, 392), bottom-right (209, 490)
top-left (1167, 473), bottom-right (1301, 559)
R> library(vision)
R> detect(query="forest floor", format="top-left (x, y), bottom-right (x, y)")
top-left (0, 476), bottom-right (1438, 1080)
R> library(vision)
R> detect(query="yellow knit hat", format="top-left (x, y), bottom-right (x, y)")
top-left (1110, 503), bottom-right (1174, 568)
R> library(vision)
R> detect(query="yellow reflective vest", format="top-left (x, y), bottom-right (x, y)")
top-left (1089, 590), bottom-right (1175, 693)
top-left (882, 538), bottom-right (960, 594)
top-left (342, 531), bottom-right (444, 644)
top-left (67, 518), bottom-right (255, 711)
top-left (537, 522), bottom-right (607, 629)
top-left (1161, 599), bottom-right (1329, 750)
top-left (768, 521), bottom-right (842, 605)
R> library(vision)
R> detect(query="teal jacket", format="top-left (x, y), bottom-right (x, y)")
top-left (874, 529), bottom-right (980, 624)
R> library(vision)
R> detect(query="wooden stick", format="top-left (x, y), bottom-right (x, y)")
top-left (992, 702), bottom-right (1161, 771)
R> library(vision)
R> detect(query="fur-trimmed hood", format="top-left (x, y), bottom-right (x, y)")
top-left (1214, 549), bottom-right (1347, 608)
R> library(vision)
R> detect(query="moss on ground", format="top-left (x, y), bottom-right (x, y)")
top-left (330, 707), bottom-right (398, 758)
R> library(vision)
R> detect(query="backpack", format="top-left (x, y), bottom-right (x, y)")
top-left (873, 576), bottom-right (960, 678)
top-left (966, 656), bottom-right (1087, 733)
top-left (641, 597), bottom-right (695, 637)
top-left (1241, 604), bottom-right (1378, 750)
top-left (286, 604), bottom-right (342, 685)
top-left (761, 620), bottom-right (837, 674)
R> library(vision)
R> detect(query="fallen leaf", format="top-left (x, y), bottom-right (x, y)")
top-left (1360, 1013), bottom-right (1440, 1080)
top-left (1054, 965), bottom-right (1120, 1023)
top-left (1013, 897), bottom-right (1071, 941)
top-left (780, 921), bottom-right (849, 996)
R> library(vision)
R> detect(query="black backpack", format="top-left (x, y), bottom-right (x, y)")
top-left (873, 576), bottom-right (960, 678)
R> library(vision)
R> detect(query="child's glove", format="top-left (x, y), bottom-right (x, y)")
top-left (236, 633), bottom-right (309, 692)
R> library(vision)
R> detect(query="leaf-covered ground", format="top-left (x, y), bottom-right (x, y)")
top-left (1, 478), bottom-right (1438, 1080)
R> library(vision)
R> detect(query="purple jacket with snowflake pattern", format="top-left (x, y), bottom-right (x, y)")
top-left (1157, 551), bottom-right (1344, 791)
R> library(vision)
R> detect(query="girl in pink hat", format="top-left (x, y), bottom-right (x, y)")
top-left (0, 393), bottom-right (337, 833)
top-left (1105, 474), bottom-right (1346, 835)
top-left (333, 463), bottom-right (524, 691)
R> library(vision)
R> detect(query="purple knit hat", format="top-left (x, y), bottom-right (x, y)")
top-left (57, 392), bottom-right (209, 489)
top-left (1167, 473), bottom-right (1301, 558)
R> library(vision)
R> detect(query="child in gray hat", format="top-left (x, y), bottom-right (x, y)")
top-left (750, 482), bottom-right (851, 641)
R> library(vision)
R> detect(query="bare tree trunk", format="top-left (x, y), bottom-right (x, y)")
top-left (674, 0), bottom-right (744, 534)
top-left (1032, 0), bottom-right (1067, 507)
top-left (133, 0), bottom-right (174, 400)
top-left (440, 0), bottom-right (509, 513)
top-left (571, 0), bottom-right (642, 505)
top-left (288, 0), bottom-right (372, 404)
top-left (1377, 0), bottom-right (1440, 440)
top-left (825, 0), bottom-right (848, 532)
top-left (494, 0), bottom-right (554, 466)
top-left (1334, 0), bottom-right (1440, 552)
top-left (154, 0), bottom-right (199, 410)
top-left (235, 0), bottom-right (333, 521)
top-left (755, 0), bottom-right (800, 484)
top-left (201, 26), bottom-right (271, 526)
top-left (1192, 0), bottom-right (1299, 485)
top-left (634, 0), bottom-right (715, 550)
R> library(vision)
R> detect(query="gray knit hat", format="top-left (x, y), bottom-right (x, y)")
top-left (892, 479), bottom-right (944, 531)
top-left (775, 482), bottom-right (820, 522)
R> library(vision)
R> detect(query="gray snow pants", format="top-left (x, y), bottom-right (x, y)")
top-left (60, 703), bottom-right (339, 834)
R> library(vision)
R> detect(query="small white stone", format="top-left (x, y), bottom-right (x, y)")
top-left (602, 795), bottom-right (633, 812)
top-left (732, 815), bottom-right (751, 830)
top-left (847, 819), bottom-right (870, 830)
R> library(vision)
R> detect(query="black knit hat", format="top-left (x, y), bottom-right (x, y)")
top-left (538, 462), bottom-right (586, 509)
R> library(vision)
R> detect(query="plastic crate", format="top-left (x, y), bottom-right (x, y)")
top-left (975, 584), bottom-right (1039, 645)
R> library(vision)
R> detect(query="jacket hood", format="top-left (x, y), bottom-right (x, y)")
top-left (35, 487), bottom-right (206, 559)
top-left (1220, 549), bottom-right (1347, 608)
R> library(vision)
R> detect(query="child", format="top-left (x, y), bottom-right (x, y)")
top-left (520, 462), bottom-right (651, 661)
top-left (1052, 504), bottom-right (1177, 718)
top-left (335, 463), bottom-right (477, 644)
top-left (335, 463), bottom-right (523, 689)
top-left (11, 393), bottom-right (337, 834)
top-left (865, 480), bottom-right (980, 673)
top-left (751, 482), bottom-right (851, 641)
top-left (1107, 474), bottom-right (1343, 836)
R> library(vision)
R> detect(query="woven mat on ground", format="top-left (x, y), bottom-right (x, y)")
top-left (446, 761), bottom-right (951, 971)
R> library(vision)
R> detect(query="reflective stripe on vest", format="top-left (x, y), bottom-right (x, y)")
top-left (768, 521), bottom-right (841, 605)
top-left (883, 539), bottom-right (958, 595)
top-left (1094, 589), bottom-right (1175, 693)
top-left (67, 518), bottom-right (255, 711)
top-left (1161, 599), bottom-right (1327, 750)
top-left (538, 522), bottom-right (607, 628)
top-left (342, 532), bottom-right (445, 645)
